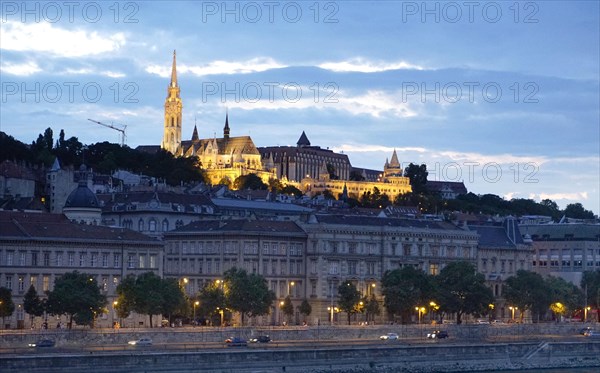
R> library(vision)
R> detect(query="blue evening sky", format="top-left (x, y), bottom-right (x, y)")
top-left (1, 1), bottom-right (598, 213)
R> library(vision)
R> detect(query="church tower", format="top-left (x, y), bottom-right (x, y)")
top-left (161, 50), bottom-right (183, 155)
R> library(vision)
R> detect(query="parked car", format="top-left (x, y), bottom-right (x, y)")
top-left (225, 337), bottom-right (248, 347)
top-left (379, 333), bottom-right (399, 340)
top-left (427, 330), bottom-right (449, 339)
top-left (476, 319), bottom-right (490, 325)
top-left (128, 338), bottom-right (153, 346)
top-left (28, 339), bottom-right (55, 348)
top-left (491, 320), bottom-right (506, 325)
top-left (249, 335), bottom-right (271, 343)
top-left (579, 326), bottom-right (593, 335)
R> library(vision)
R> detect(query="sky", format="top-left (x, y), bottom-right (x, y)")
top-left (1, 1), bottom-right (599, 215)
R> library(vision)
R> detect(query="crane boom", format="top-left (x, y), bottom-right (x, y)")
top-left (88, 119), bottom-right (127, 146)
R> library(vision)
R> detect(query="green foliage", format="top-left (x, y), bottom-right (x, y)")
top-left (364, 294), bottom-right (381, 322)
top-left (0, 287), bottom-right (16, 324)
top-left (197, 282), bottom-right (226, 321)
top-left (23, 285), bottom-right (44, 325)
top-left (404, 163), bottom-right (428, 194)
top-left (233, 173), bottom-right (268, 190)
top-left (298, 299), bottom-right (312, 321)
top-left (337, 282), bottom-right (362, 325)
top-left (46, 271), bottom-right (107, 329)
top-left (281, 295), bottom-right (294, 322)
top-left (224, 267), bottom-right (276, 326)
top-left (116, 272), bottom-right (186, 327)
top-left (581, 270), bottom-right (600, 308)
top-left (435, 262), bottom-right (493, 324)
top-left (360, 187), bottom-right (391, 208)
top-left (349, 170), bottom-right (365, 181)
top-left (382, 266), bottom-right (436, 323)
top-left (326, 163), bottom-right (339, 180)
top-left (564, 203), bottom-right (595, 219)
top-left (504, 270), bottom-right (551, 322)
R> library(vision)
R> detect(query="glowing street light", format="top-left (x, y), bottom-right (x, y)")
top-left (415, 306), bottom-right (426, 324)
top-left (509, 306), bottom-right (518, 321)
top-left (193, 301), bottom-right (199, 327)
top-left (288, 281), bottom-right (295, 297)
top-left (216, 307), bottom-right (224, 326)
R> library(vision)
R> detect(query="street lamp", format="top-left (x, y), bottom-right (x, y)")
top-left (112, 301), bottom-right (119, 329)
top-left (216, 307), bottom-right (224, 326)
top-left (288, 281), bottom-right (295, 297)
top-left (193, 301), bottom-right (199, 327)
top-left (584, 306), bottom-right (591, 322)
top-left (280, 301), bottom-right (285, 325)
top-left (415, 306), bottom-right (425, 324)
top-left (509, 306), bottom-right (518, 321)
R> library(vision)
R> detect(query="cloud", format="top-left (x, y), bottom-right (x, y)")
top-left (318, 58), bottom-right (426, 72)
top-left (334, 144), bottom-right (427, 153)
top-left (529, 192), bottom-right (589, 202)
top-left (0, 21), bottom-right (125, 57)
top-left (145, 57), bottom-right (287, 77)
top-left (0, 61), bottom-right (41, 76)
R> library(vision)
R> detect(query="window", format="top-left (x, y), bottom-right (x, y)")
top-left (102, 277), bottom-right (108, 291)
top-left (271, 260), bottom-right (277, 275)
top-left (18, 276), bottom-right (25, 292)
top-left (5, 275), bottom-right (13, 290)
top-left (139, 255), bottom-right (146, 269)
top-left (43, 275), bottom-right (50, 292)
top-left (31, 252), bottom-right (38, 266)
top-left (329, 261), bottom-right (339, 275)
top-left (91, 253), bottom-right (97, 267)
top-left (162, 219), bottom-right (169, 232)
top-left (128, 255), bottom-right (135, 268)
top-left (150, 255), bottom-right (157, 268)
top-left (30, 275), bottom-right (37, 289)
top-left (138, 219), bottom-right (144, 231)
top-left (366, 262), bottom-right (376, 275)
top-left (348, 261), bottom-right (357, 275)
top-left (429, 263), bottom-right (439, 275)
top-left (43, 252), bottom-right (50, 266)
top-left (114, 254), bottom-right (120, 268)
top-left (68, 252), bottom-right (74, 266)
top-left (311, 260), bottom-right (317, 274)
top-left (79, 253), bottom-right (86, 267)
top-left (7, 251), bottom-right (13, 265)
top-left (113, 276), bottom-right (119, 289)
top-left (262, 243), bottom-right (269, 255)
top-left (149, 219), bottom-right (157, 232)
top-left (102, 253), bottom-right (108, 268)
top-left (19, 252), bottom-right (26, 265)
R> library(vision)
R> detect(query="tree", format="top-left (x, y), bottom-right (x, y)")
top-left (298, 299), bottom-right (312, 323)
top-left (224, 267), bottom-right (275, 326)
top-left (46, 271), bottom-right (107, 329)
top-left (115, 275), bottom-right (137, 320)
top-left (564, 203), bottom-right (595, 219)
top-left (404, 163), bottom-right (428, 194)
top-left (233, 173), bottom-right (268, 190)
top-left (337, 282), bottom-right (361, 325)
top-left (198, 281), bottom-right (226, 325)
top-left (504, 270), bottom-right (551, 323)
top-left (281, 295), bottom-right (294, 324)
top-left (326, 163), bottom-right (339, 180)
top-left (581, 270), bottom-right (600, 309)
top-left (349, 170), bottom-right (365, 181)
top-left (23, 285), bottom-right (44, 327)
top-left (364, 295), bottom-right (381, 324)
top-left (436, 261), bottom-right (493, 324)
top-left (0, 287), bottom-right (15, 328)
top-left (546, 276), bottom-right (584, 318)
top-left (382, 266), bottom-right (436, 323)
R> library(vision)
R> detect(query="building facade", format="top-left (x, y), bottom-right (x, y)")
top-left (470, 218), bottom-right (532, 320)
top-left (259, 131), bottom-right (352, 182)
top-left (0, 211), bottom-right (163, 329)
top-left (163, 219), bottom-right (307, 325)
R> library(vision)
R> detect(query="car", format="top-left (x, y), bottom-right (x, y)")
top-left (476, 319), bottom-right (490, 325)
top-left (128, 337), bottom-right (153, 346)
top-left (249, 335), bottom-right (271, 343)
top-left (28, 339), bottom-right (55, 348)
top-left (225, 337), bottom-right (248, 347)
top-left (427, 330), bottom-right (449, 339)
top-left (583, 330), bottom-right (600, 338)
top-left (491, 320), bottom-right (506, 325)
top-left (579, 326), bottom-right (593, 335)
top-left (379, 333), bottom-right (399, 340)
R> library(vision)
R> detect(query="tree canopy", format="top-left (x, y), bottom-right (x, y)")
top-left (337, 282), bottom-right (362, 325)
top-left (46, 271), bottom-right (107, 329)
top-left (224, 267), bottom-right (275, 326)
top-left (0, 287), bottom-right (15, 326)
top-left (23, 285), bottom-right (44, 326)
top-left (436, 261), bottom-right (493, 324)
top-left (504, 270), bottom-right (551, 322)
top-left (382, 266), bottom-right (436, 323)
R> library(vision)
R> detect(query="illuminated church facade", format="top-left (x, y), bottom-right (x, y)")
top-left (159, 51), bottom-right (411, 198)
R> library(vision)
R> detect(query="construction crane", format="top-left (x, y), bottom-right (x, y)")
top-left (88, 119), bottom-right (127, 146)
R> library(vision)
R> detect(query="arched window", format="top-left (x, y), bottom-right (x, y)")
top-left (149, 219), bottom-right (157, 232)
top-left (162, 219), bottom-right (169, 232)
top-left (138, 219), bottom-right (144, 231)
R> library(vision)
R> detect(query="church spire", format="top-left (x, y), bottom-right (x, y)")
top-left (191, 117), bottom-right (199, 141)
top-left (170, 50), bottom-right (178, 88)
top-left (224, 110), bottom-right (230, 139)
